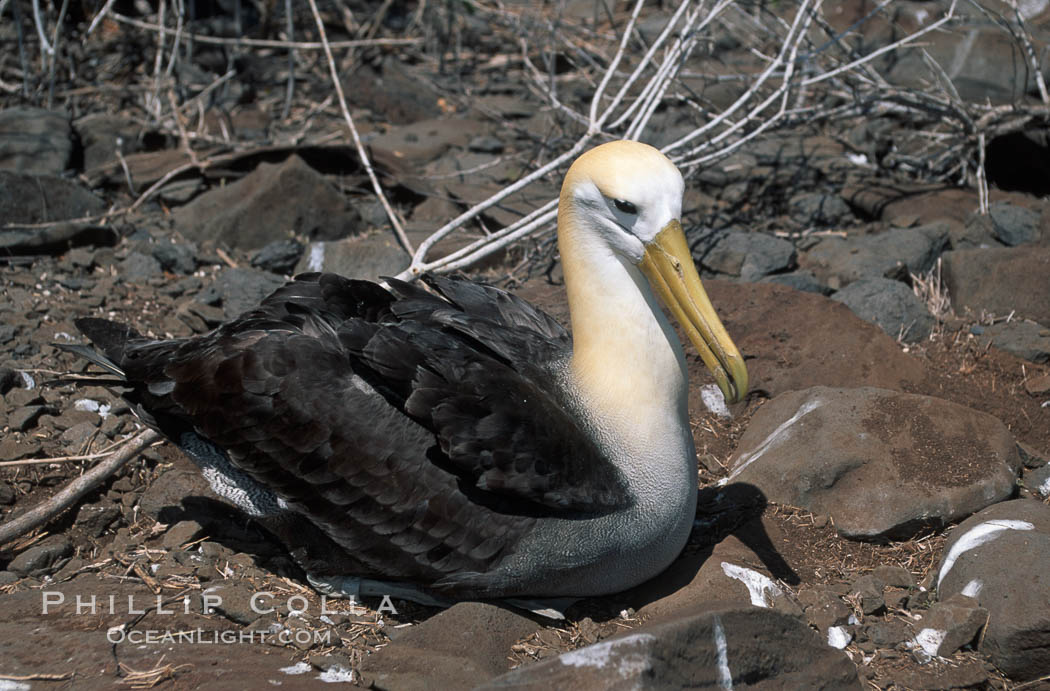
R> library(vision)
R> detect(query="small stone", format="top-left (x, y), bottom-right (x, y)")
top-left (5, 388), bottom-right (44, 407)
top-left (60, 421), bottom-right (100, 448)
top-left (203, 580), bottom-right (262, 625)
top-left (873, 565), bottom-right (916, 589)
top-left (251, 239), bottom-right (304, 275)
top-left (75, 501), bottom-right (121, 537)
top-left (0, 481), bottom-right (14, 504)
top-left (852, 574), bottom-right (886, 615)
top-left (987, 201), bottom-right (1040, 246)
top-left (861, 620), bottom-right (911, 648)
top-left (52, 408), bottom-right (100, 431)
top-left (578, 617), bottom-right (600, 645)
top-left (788, 192), bottom-right (851, 226)
top-left (832, 277), bottom-right (935, 343)
top-left (309, 651), bottom-right (356, 673)
top-left (7, 536), bottom-right (73, 577)
top-left (119, 251), bottom-right (163, 280)
top-left (151, 241), bottom-right (198, 274)
top-left (162, 519), bottom-right (205, 549)
top-left (8, 405), bottom-right (48, 431)
top-left (914, 594), bottom-right (987, 657)
top-left (906, 589), bottom-right (931, 610)
top-left (798, 587), bottom-right (851, 632)
top-left (468, 135), bottom-right (504, 154)
top-left (0, 571), bottom-right (19, 585)
top-left (884, 589), bottom-right (909, 610)
top-left (52, 556), bottom-right (86, 581)
top-left (199, 541), bottom-right (234, 561)
top-left (1026, 464), bottom-right (1050, 498)
top-left (0, 437), bottom-right (40, 461)
top-left (1025, 373), bottom-right (1050, 396)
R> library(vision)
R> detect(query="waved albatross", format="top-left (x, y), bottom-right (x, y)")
top-left (69, 141), bottom-right (748, 611)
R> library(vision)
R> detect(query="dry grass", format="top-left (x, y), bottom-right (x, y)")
top-left (118, 657), bottom-right (192, 688)
top-left (911, 258), bottom-right (952, 321)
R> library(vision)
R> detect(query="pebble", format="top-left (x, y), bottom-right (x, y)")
top-left (7, 536), bottom-right (74, 577)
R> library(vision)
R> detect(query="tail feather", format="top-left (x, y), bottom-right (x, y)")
top-left (72, 317), bottom-right (144, 369)
top-left (52, 342), bottom-right (125, 378)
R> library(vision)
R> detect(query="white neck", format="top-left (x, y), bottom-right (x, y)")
top-left (558, 208), bottom-right (694, 474)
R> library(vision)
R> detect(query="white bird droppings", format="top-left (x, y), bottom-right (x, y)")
top-left (700, 384), bottom-right (731, 418)
top-left (559, 633), bottom-right (655, 679)
top-left (1038, 475), bottom-right (1050, 498)
top-left (937, 520), bottom-right (1034, 589)
top-left (845, 152), bottom-right (870, 167)
top-left (914, 628), bottom-right (947, 658)
top-left (720, 562), bottom-right (783, 608)
top-left (723, 397), bottom-right (823, 484)
top-left (308, 243), bottom-right (326, 272)
top-left (713, 614), bottom-right (734, 690)
top-left (74, 398), bottom-right (112, 419)
top-left (827, 626), bottom-right (852, 649)
top-left (0, 682), bottom-right (32, 691)
top-left (19, 371), bottom-right (35, 389)
top-left (961, 579), bottom-right (983, 598)
top-left (318, 666), bottom-right (356, 683)
top-left (279, 662), bottom-right (312, 675)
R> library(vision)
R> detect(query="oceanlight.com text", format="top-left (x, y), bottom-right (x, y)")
top-left (104, 627), bottom-right (332, 646)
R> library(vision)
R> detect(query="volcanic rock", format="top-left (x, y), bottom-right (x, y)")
top-left (723, 387), bottom-right (1022, 539)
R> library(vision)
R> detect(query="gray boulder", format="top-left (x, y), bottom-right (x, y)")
top-left (359, 602), bottom-right (539, 691)
top-left (174, 155), bottom-right (364, 250)
top-left (723, 386), bottom-right (1022, 540)
top-left (0, 107), bottom-right (75, 174)
top-left (480, 606), bottom-right (861, 690)
top-left (942, 247), bottom-right (1050, 324)
top-left (832, 277), bottom-right (935, 342)
top-left (935, 499), bottom-right (1050, 680)
top-left (699, 231), bottom-right (797, 281)
top-left (799, 222), bottom-right (950, 290)
top-left (976, 320), bottom-right (1050, 364)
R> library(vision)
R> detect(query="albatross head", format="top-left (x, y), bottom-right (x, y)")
top-left (558, 140), bottom-right (748, 404)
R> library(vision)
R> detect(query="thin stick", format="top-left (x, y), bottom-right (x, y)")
top-left (281, 0), bottom-right (295, 121)
top-left (306, 0), bottom-right (413, 254)
top-left (86, 0), bottom-right (118, 36)
top-left (0, 436), bottom-right (137, 468)
top-left (107, 11), bottom-right (420, 50)
top-left (976, 131), bottom-right (988, 215)
top-left (0, 430), bottom-right (161, 546)
top-left (1009, 0), bottom-right (1049, 105)
top-left (0, 673), bottom-right (74, 682)
top-left (46, 0), bottom-right (70, 109)
top-left (31, 0), bottom-right (52, 68)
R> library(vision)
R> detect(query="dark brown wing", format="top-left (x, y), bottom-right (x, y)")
top-left (75, 273), bottom-right (630, 589)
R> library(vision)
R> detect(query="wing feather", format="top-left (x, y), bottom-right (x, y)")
top-left (75, 273), bottom-right (629, 591)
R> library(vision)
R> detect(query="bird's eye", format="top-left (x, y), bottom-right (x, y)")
top-left (613, 199), bottom-right (638, 215)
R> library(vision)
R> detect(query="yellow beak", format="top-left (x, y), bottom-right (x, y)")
top-left (638, 220), bottom-right (748, 404)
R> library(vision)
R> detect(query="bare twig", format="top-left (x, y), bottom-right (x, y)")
top-left (31, 0), bottom-right (52, 68)
top-left (281, 0), bottom-right (295, 120)
top-left (0, 430), bottom-right (161, 546)
top-left (45, 0), bottom-right (70, 108)
top-left (86, 0), bottom-right (119, 36)
top-left (306, 0), bottom-right (413, 254)
top-left (106, 11), bottom-right (421, 50)
top-left (1008, 0), bottom-right (1049, 105)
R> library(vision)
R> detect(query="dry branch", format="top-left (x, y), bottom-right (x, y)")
top-left (0, 430), bottom-right (161, 546)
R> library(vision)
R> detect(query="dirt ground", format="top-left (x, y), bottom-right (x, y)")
top-left (3, 1), bottom-right (1050, 689)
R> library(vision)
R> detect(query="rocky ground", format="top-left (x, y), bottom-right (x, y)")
top-left (2, 1), bottom-right (1050, 689)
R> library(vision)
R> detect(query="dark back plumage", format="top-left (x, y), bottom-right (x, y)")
top-left (74, 273), bottom-right (631, 596)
